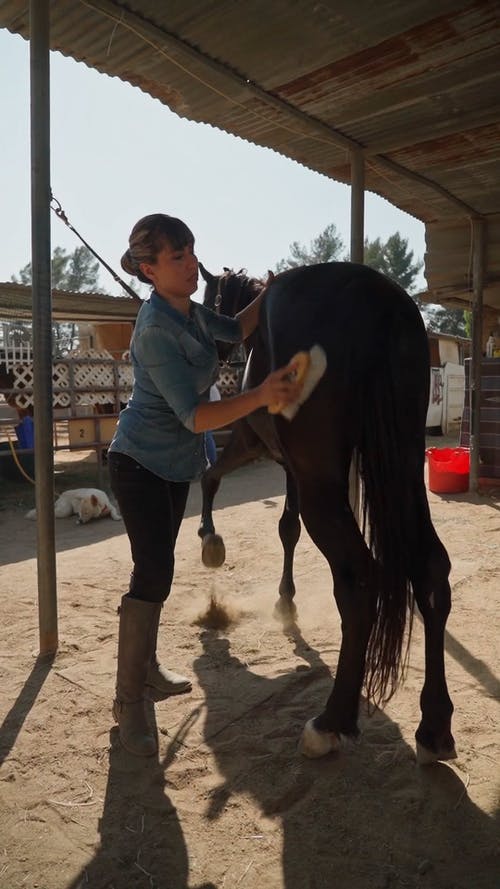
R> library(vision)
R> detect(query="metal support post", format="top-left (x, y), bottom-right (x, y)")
top-left (30, 0), bottom-right (58, 654)
top-left (469, 217), bottom-right (485, 492)
top-left (350, 150), bottom-right (365, 263)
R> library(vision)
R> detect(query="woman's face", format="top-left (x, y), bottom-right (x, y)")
top-left (140, 241), bottom-right (198, 300)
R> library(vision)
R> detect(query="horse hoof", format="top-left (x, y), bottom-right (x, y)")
top-left (201, 534), bottom-right (226, 568)
top-left (415, 741), bottom-right (458, 765)
top-left (273, 598), bottom-right (298, 627)
top-left (299, 719), bottom-right (341, 759)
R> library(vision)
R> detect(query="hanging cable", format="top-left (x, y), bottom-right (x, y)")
top-left (50, 193), bottom-right (142, 304)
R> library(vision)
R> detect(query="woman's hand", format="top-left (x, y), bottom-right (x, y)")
top-left (257, 359), bottom-right (304, 410)
top-left (193, 356), bottom-right (305, 433)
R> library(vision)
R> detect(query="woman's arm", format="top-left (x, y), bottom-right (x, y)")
top-left (192, 360), bottom-right (301, 433)
top-left (235, 291), bottom-right (264, 340)
top-left (234, 273), bottom-right (274, 340)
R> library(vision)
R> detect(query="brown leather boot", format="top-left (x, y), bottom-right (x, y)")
top-left (112, 595), bottom-right (158, 756)
top-left (145, 603), bottom-right (192, 700)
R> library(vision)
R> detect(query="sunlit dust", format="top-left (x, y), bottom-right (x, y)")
top-left (193, 593), bottom-right (238, 631)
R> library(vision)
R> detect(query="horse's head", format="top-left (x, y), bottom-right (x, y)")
top-left (199, 262), bottom-right (263, 316)
top-left (199, 262), bottom-right (265, 361)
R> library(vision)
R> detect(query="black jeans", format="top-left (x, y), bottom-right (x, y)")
top-left (108, 452), bottom-right (190, 603)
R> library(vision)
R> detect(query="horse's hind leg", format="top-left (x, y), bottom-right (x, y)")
top-left (296, 479), bottom-right (376, 757)
top-left (410, 484), bottom-right (456, 764)
top-left (274, 468), bottom-right (301, 626)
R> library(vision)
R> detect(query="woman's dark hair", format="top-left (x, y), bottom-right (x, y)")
top-left (120, 213), bottom-right (194, 284)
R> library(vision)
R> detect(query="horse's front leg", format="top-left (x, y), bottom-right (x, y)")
top-left (295, 479), bottom-right (376, 758)
top-left (198, 421), bottom-right (266, 568)
top-left (274, 467), bottom-right (301, 626)
top-left (199, 468), bottom-right (225, 567)
top-left (199, 468), bottom-right (220, 539)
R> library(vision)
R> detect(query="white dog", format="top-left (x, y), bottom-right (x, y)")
top-left (26, 488), bottom-right (121, 524)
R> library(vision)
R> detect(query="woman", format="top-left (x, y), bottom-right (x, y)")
top-left (108, 213), bottom-right (301, 756)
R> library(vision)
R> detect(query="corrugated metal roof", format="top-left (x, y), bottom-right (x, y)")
top-left (0, 282), bottom-right (140, 322)
top-left (422, 212), bottom-right (500, 309)
top-left (1, 0), bottom-right (500, 306)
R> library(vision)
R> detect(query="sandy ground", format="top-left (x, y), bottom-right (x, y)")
top-left (0, 456), bottom-right (499, 889)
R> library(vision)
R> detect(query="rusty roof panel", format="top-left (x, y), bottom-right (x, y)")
top-left (390, 124), bottom-right (500, 171)
top-left (276, 4), bottom-right (500, 106)
top-left (1, 0), bottom-right (500, 303)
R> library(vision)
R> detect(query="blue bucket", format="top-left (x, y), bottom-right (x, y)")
top-left (15, 415), bottom-right (35, 449)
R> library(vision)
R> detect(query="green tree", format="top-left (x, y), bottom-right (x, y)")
top-left (274, 223), bottom-right (345, 272)
top-left (13, 245), bottom-right (100, 291)
top-left (275, 226), bottom-right (422, 294)
top-left (364, 232), bottom-right (423, 294)
top-left (11, 246), bottom-right (102, 356)
top-left (274, 225), bottom-right (433, 324)
top-left (425, 304), bottom-right (468, 337)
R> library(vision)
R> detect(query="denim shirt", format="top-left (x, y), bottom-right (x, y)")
top-left (108, 291), bottom-right (242, 482)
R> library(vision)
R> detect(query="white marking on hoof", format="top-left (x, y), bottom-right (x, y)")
top-left (299, 719), bottom-right (341, 759)
top-left (201, 534), bottom-right (226, 568)
top-left (416, 741), bottom-right (458, 765)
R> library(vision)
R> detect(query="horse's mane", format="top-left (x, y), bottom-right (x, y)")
top-left (225, 267), bottom-right (265, 291)
top-left (219, 268), bottom-right (265, 313)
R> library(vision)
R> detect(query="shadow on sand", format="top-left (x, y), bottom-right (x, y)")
top-left (62, 624), bottom-right (498, 889)
top-left (0, 654), bottom-right (54, 767)
top-left (66, 704), bottom-right (216, 889)
top-left (192, 627), bottom-right (499, 889)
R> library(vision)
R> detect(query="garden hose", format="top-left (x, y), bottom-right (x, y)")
top-left (6, 432), bottom-right (35, 485)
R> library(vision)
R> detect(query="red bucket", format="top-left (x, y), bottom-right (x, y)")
top-left (426, 447), bottom-right (470, 494)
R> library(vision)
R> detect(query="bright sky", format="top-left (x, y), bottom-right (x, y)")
top-left (0, 28), bottom-right (426, 300)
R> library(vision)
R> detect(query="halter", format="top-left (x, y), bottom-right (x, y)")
top-left (210, 270), bottom-right (250, 370)
top-left (213, 269), bottom-right (250, 319)
top-left (214, 275), bottom-right (224, 313)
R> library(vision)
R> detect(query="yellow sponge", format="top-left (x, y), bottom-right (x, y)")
top-left (268, 344), bottom-right (327, 420)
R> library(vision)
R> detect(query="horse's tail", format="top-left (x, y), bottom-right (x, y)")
top-left (357, 348), bottom-right (419, 706)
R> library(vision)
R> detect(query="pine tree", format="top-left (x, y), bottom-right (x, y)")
top-left (274, 226), bottom-right (423, 299)
top-left (425, 305), bottom-right (468, 336)
top-left (13, 245), bottom-right (100, 292)
top-left (274, 223), bottom-right (345, 272)
top-left (11, 246), bottom-right (102, 356)
top-left (364, 232), bottom-right (423, 294)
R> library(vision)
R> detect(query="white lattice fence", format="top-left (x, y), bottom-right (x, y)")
top-left (0, 340), bottom-right (33, 371)
top-left (4, 350), bottom-right (133, 409)
top-left (216, 362), bottom-right (245, 397)
top-left (2, 350), bottom-right (243, 407)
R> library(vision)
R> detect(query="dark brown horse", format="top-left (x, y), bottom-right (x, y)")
top-left (198, 266), bottom-right (302, 621)
top-left (198, 261), bottom-right (455, 765)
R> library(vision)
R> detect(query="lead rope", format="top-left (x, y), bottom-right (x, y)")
top-left (50, 193), bottom-right (142, 304)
